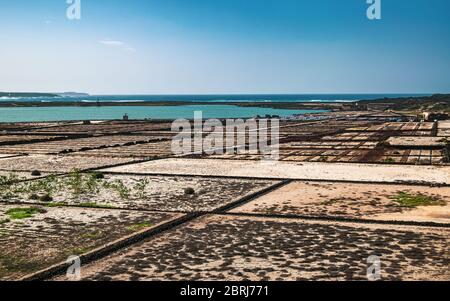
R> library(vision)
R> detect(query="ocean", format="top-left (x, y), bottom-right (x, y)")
top-left (0, 94), bottom-right (428, 122)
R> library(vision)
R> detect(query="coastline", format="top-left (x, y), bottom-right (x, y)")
top-left (0, 101), bottom-right (342, 111)
top-left (0, 93), bottom-right (445, 111)
top-left (0, 94), bottom-right (447, 123)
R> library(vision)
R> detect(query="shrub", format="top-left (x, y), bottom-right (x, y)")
top-left (134, 178), bottom-right (150, 198)
top-left (104, 180), bottom-right (130, 199)
top-left (31, 170), bottom-right (41, 177)
top-left (319, 156), bottom-right (328, 162)
top-left (184, 187), bottom-right (195, 195)
top-left (39, 194), bottom-right (53, 203)
top-left (90, 172), bottom-right (105, 180)
top-left (0, 219), bottom-right (10, 225)
top-left (29, 194), bottom-right (39, 200)
top-left (383, 157), bottom-right (395, 163)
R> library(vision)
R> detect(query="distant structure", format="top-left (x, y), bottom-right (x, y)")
top-left (366, 103), bottom-right (393, 111)
top-left (422, 112), bottom-right (449, 122)
top-left (123, 113), bottom-right (129, 121)
top-left (338, 103), bottom-right (368, 111)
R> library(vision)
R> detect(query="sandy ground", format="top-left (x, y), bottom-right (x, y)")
top-left (437, 121), bottom-right (450, 137)
top-left (0, 135), bottom-right (61, 144)
top-left (74, 140), bottom-right (174, 158)
top-left (0, 135), bottom-right (171, 155)
top-left (0, 122), bottom-right (79, 132)
top-left (101, 158), bottom-right (450, 184)
top-left (0, 154), bottom-right (21, 159)
top-left (438, 130), bottom-right (450, 137)
top-left (0, 203), bottom-right (182, 280)
top-left (231, 181), bottom-right (450, 224)
top-left (0, 170), bottom-right (52, 180)
top-left (0, 155), bottom-right (138, 172)
top-left (438, 122), bottom-right (450, 129)
top-left (63, 214), bottom-right (450, 281)
top-left (386, 137), bottom-right (446, 147)
top-left (31, 122), bottom-right (173, 135)
top-left (2, 174), bottom-right (278, 212)
top-left (207, 146), bottom-right (445, 165)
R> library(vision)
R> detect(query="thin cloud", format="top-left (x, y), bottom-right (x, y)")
top-left (99, 39), bottom-right (136, 52)
top-left (99, 39), bottom-right (125, 47)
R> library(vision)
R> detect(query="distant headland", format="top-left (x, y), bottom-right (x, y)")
top-left (0, 92), bottom-right (90, 98)
top-left (0, 92), bottom-right (58, 98)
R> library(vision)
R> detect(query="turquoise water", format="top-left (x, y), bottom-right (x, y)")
top-left (0, 105), bottom-right (327, 122)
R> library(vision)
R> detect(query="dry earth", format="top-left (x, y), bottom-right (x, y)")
top-left (101, 158), bottom-right (450, 184)
top-left (230, 181), bottom-right (450, 224)
top-left (0, 203), bottom-right (182, 280)
top-left (66, 215), bottom-right (450, 281)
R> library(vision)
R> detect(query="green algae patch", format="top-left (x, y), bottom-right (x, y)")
top-left (5, 208), bottom-right (45, 220)
top-left (81, 231), bottom-right (103, 239)
top-left (390, 192), bottom-right (446, 208)
top-left (70, 246), bottom-right (95, 256)
top-left (126, 222), bottom-right (153, 232)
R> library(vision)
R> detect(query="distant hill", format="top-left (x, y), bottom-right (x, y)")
top-left (0, 92), bottom-right (90, 98)
top-left (358, 94), bottom-right (450, 104)
top-left (358, 94), bottom-right (450, 112)
top-left (0, 92), bottom-right (58, 97)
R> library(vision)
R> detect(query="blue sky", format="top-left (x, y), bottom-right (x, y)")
top-left (0, 0), bottom-right (449, 94)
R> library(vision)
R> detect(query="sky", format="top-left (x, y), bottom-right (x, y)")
top-left (0, 0), bottom-right (449, 95)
